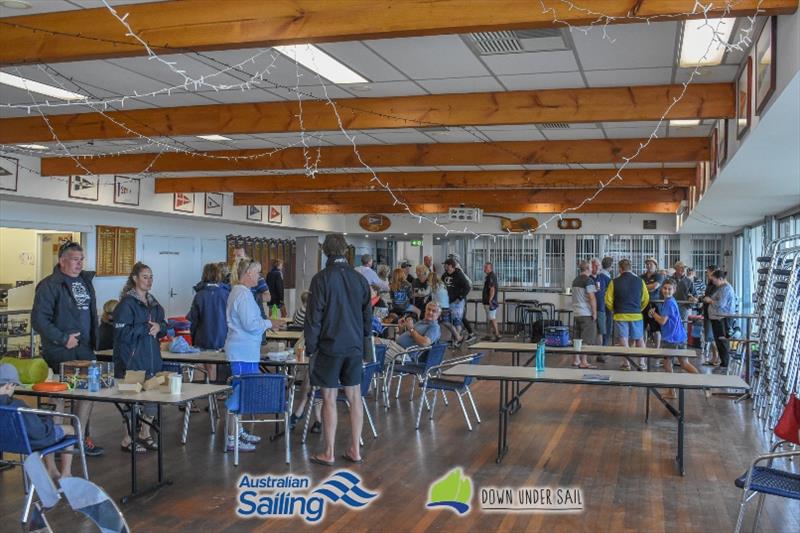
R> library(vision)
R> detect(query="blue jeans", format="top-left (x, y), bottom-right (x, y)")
top-left (450, 299), bottom-right (465, 327)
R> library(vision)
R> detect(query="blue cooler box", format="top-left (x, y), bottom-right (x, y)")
top-left (545, 326), bottom-right (570, 347)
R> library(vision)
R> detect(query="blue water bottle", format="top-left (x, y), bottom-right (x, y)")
top-left (88, 364), bottom-right (100, 393)
top-left (535, 341), bottom-right (546, 372)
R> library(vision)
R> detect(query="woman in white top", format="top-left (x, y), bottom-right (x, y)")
top-left (224, 258), bottom-right (272, 452)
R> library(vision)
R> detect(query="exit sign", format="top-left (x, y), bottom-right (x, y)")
top-left (411, 240), bottom-right (422, 246)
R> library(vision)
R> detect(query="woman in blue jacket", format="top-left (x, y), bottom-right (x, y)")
top-left (113, 262), bottom-right (168, 453)
top-left (188, 262), bottom-right (230, 350)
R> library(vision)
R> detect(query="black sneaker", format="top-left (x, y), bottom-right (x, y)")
top-left (290, 414), bottom-right (301, 430)
top-left (310, 421), bottom-right (322, 434)
top-left (84, 437), bottom-right (105, 457)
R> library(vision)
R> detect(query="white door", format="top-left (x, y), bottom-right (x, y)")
top-left (141, 236), bottom-right (198, 317)
top-left (200, 238), bottom-right (226, 267)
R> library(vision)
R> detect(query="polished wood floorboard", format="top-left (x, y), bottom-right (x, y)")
top-left (1, 351), bottom-right (797, 532)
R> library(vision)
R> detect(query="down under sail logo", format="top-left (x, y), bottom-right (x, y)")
top-left (427, 467), bottom-right (473, 515)
top-left (236, 471), bottom-right (378, 523)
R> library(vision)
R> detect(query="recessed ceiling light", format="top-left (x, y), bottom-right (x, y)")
top-left (0, 0), bottom-right (32, 9)
top-left (274, 44), bottom-right (368, 84)
top-left (403, 232), bottom-right (408, 236)
top-left (679, 18), bottom-right (735, 68)
top-left (435, 237), bottom-right (441, 241)
top-left (670, 119), bottom-right (701, 127)
top-left (17, 143), bottom-right (47, 150)
top-left (0, 72), bottom-right (86, 101)
top-left (197, 134), bottom-right (232, 142)
top-left (383, 236), bottom-right (388, 240)
top-left (343, 232), bottom-right (348, 236)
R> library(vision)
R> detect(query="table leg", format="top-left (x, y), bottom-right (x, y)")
top-left (156, 404), bottom-right (164, 483)
top-left (677, 389), bottom-right (685, 476)
top-left (123, 403), bottom-right (138, 503)
top-left (645, 387), bottom-right (651, 423)
top-left (496, 379), bottom-right (509, 463)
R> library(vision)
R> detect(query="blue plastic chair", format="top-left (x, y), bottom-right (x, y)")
top-left (23, 453), bottom-right (129, 533)
top-left (389, 343), bottom-right (447, 402)
top-left (301, 362), bottom-right (381, 444)
top-left (734, 430), bottom-right (800, 533)
top-left (416, 353), bottom-right (484, 430)
top-left (0, 405), bottom-right (88, 523)
top-left (223, 373), bottom-right (293, 466)
top-left (372, 344), bottom-right (389, 406)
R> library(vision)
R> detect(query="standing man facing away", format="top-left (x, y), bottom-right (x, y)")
top-left (265, 258), bottom-right (286, 317)
top-left (31, 241), bottom-right (104, 456)
top-left (571, 260), bottom-right (598, 369)
top-left (355, 254), bottom-right (390, 292)
top-left (305, 234), bottom-right (371, 466)
top-left (594, 257), bottom-right (613, 347)
top-left (481, 262), bottom-right (501, 341)
top-left (605, 259), bottom-right (649, 370)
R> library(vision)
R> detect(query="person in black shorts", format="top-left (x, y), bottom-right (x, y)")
top-left (305, 234), bottom-right (371, 466)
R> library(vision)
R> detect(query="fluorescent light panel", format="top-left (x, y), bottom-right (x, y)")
top-left (197, 134), bottom-right (232, 141)
top-left (670, 119), bottom-right (701, 127)
top-left (679, 18), bottom-right (736, 67)
top-left (0, 72), bottom-right (86, 101)
top-left (274, 44), bottom-right (368, 84)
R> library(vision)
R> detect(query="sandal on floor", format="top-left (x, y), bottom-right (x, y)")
top-left (121, 441), bottom-right (147, 453)
top-left (310, 455), bottom-right (335, 467)
top-left (138, 436), bottom-right (158, 451)
top-left (619, 365), bottom-right (632, 371)
top-left (571, 362), bottom-right (581, 367)
top-left (578, 364), bottom-right (597, 369)
top-left (342, 453), bottom-right (363, 464)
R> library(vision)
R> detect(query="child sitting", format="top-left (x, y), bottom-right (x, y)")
top-left (96, 299), bottom-right (118, 351)
top-left (0, 364), bottom-right (75, 479)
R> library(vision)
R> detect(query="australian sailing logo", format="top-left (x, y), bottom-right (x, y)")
top-left (236, 471), bottom-right (378, 523)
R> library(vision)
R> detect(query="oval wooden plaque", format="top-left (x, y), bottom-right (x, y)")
top-left (359, 214), bottom-right (391, 232)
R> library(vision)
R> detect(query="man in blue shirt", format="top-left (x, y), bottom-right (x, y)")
top-left (375, 301), bottom-right (442, 360)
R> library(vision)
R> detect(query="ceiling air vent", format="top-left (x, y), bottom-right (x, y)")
top-left (469, 31), bottom-right (524, 55)
top-left (539, 122), bottom-right (570, 129)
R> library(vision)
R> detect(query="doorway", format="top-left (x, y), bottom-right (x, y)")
top-left (141, 235), bottom-right (197, 317)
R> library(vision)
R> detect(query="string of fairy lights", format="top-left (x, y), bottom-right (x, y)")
top-left (0, 0), bottom-right (765, 237)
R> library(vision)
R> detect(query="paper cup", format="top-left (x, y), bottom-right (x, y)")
top-left (169, 374), bottom-right (182, 394)
top-left (574, 339), bottom-right (583, 351)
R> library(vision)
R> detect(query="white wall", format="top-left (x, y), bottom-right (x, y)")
top-left (0, 228), bottom-right (37, 286)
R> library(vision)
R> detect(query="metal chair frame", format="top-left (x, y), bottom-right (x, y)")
top-left (415, 353), bottom-right (483, 431)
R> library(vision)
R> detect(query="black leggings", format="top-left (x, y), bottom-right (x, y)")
top-left (462, 315), bottom-right (474, 335)
top-left (711, 318), bottom-right (730, 367)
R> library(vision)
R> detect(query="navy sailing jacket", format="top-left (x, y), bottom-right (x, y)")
top-left (187, 282), bottom-right (230, 350)
top-left (112, 291), bottom-right (167, 379)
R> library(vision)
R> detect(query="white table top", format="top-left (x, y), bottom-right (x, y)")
top-left (443, 364), bottom-right (749, 390)
top-left (470, 341), bottom-right (697, 359)
top-left (16, 383), bottom-right (231, 404)
top-left (95, 348), bottom-right (308, 366)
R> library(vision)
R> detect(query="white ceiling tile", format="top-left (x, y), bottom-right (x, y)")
top-left (479, 128), bottom-right (545, 142)
top-left (603, 126), bottom-right (667, 138)
top-left (664, 162), bottom-right (695, 168)
top-left (566, 163), bottom-right (616, 169)
top-left (318, 41), bottom-right (406, 82)
top-left (436, 165), bottom-right (486, 171)
top-left (423, 130), bottom-right (487, 143)
top-left (624, 162), bottom-right (667, 169)
top-left (0, 0), bottom-right (74, 17)
top-left (483, 50), bottom-right (579, 76)
top-left (520, 163), bottom-right (571, 170)
top-left (365, 35), bottom-right (490, 79)
top-left (541, 128), bottom-right (605, 140)
top-left (572, 22), bottom-right (678, 70)
top-left (193, 88), bottom-right (287, 104)
top-left (584, 67), bottom-right (673, 87)
top-left (498, 72), bottom-right (585, 90)
top-left (669, 124), bottom-right (712, 137)
top-left (315, 132), bottom-right (385, 145)
top-left (674, 65), bottom-right (739, 83)
top-left (602, 121), bottom-right (664, 129)
top-left (367, 131), bottom-right (437, 144)
top-left (266, 84), bottom-right (355, 100)
top-left (415, 77), bottom-right (504, 94)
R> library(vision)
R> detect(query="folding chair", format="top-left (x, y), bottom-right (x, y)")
top-left (416, 353), bottom-right (484, 431)
top-left (301, 362), bottom-right (381, 444)
top-left (22, 452), bottom-right (128, 533)
top-left (388, 343), bottom-right (448, 402)
top-left (223, 373), bottom-right (293, 466)
top-left (0, 405), bottom-right (88, 524)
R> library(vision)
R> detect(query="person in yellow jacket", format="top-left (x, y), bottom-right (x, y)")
top-left (605, 259), bottom-right (649, 370)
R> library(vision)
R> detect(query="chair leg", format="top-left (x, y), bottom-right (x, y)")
top-left (409, 378), bottom-right (416, 402)
top-left (180, 400), bottom-right (191, 444)
top-left (395, 374), bottom-right (403, 399)
top-left (363, 397), bottom-right (378, 438)
top-left (457, 393), bottom-right (473, 431)
top-left (416, 388), bottom-right (427, 429)
top-left (429, 392), bottom-right (438, 420)
top-left (284, 412), bottom-right (291, 464)
top-left (301, 394), bottom-right (315, 444)
top-left (751, 493), bottom-right (767, 533)
top-left (466, 387), bottom-right (481, 423)
top-left (441, 390), bottom-right (449, 406)
top-left (734, 489), bottom-right (750, 533)
top-left (21, 481), bottom-right (35, 524)
top-left (207, 394), bottom-right (216, 434)
top-left (234, 416), bottom-right (240, 466)
top-left (223, 412), bottom-right (230, 454)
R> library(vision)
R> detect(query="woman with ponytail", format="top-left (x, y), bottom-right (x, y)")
top-left (113, 262), bottom-right (168, 453)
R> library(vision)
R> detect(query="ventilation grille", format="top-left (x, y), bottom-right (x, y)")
top-left (539, 122), bottom-right (570, 129)
top-left (468, 29), bottom-right (566, 55)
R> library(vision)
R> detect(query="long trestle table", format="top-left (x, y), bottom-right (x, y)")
top-left (442, 364), bottom-right (747, 475)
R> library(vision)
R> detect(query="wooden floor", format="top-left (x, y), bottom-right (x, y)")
top-left (1, 350), bottom-right (798, 532)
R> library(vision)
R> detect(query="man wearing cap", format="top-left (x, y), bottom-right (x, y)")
top-left (671, 261), bottom-right (698, 322)
top-left (355, 254), bottom-right (390, 292)
top-left (401, 262), bottom-right (414, 284)
top-left (0, 364), bottom-right (76, 478)
top-left (641, 257), bottom-right (665, 348)
top-left (31, 241), bottom-right (104, 456)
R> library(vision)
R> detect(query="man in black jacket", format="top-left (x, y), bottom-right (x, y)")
top-left (442, 258), bottom-right (473, 344)
top-left (31, 241), bottom-right (104, 456)
top-left (305, 234), bottom-right (371, 466)
top-left (265, 259), bottom-right (286, 317)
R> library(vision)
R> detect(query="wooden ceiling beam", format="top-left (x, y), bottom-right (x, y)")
top-left (289, 202), bottom-right (682, 215)
top-left (233, 188), bottom-right (686, 206)
top-left (41, 138), bottom-right (708, 176)
top-left (0, 84), bottom-right (733, 144)
top-left (154, 168), bottom-right (694, 193)
top-left (1, 1), bottom-right (795, 65)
